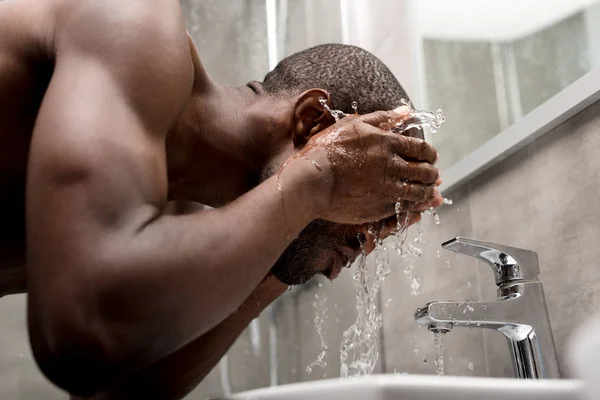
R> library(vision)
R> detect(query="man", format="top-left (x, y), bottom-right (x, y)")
top-left (0, 0), bottom-right (442, 398)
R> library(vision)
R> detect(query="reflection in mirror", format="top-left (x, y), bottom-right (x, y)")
top-left (417, 0), bottom-right (600, 169)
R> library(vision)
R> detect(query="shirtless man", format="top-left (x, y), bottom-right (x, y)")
top-left (0, 0), bottom-right (442, 398)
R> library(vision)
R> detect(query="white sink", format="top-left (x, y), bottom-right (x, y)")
top-left (228, 375), bottom-right (584, 400)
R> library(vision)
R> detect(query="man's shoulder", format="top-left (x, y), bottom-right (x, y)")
top-left (54, 0), bottom-right (194, 131)
top-left (55, 0), bottom-right (187, 50)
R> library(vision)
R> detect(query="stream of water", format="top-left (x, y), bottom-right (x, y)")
top-left (433, 330), bottom-right (447, 376)
top-left (306, 291), bottom-right (328, 375)
top-left (338, 100), bottom-right (446, 377)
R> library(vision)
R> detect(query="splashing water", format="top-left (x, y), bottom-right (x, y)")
top-left (394, 99), bottom-right (446, 134)
top-left (433, 330), bottom-right (447, 376)
top-left (334, 99), bottom-right (446, 378)
top-left (306, 292), bottom-right (329, 375)
top-left (423, 209), bottom-right (441, 225)
top-left (319, 98), bottom-right (347, 122)
top-left (340, 251), bottom-right (380, 377)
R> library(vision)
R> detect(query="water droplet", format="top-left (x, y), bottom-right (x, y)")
top-left (310, 159), bottom-right (322, 171)
top-left (385, 298), bottom-right (395, 307)
top-left (351, 101), bottom-right (358, 113)
top-left (443, 198), bottom-right (453, 205)
top-left (468, 362), bottom-right (474, 371)
top-left (467, 281), bottom-right (472, 288)
top-left (445, 261), bottom-right (451, 269)
top-left (436, 250), bottom-right (441, 258)
top-left (318, 283), bottom-right (323, 288)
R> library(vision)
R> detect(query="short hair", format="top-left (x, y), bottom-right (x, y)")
top-left (261, 43), bottom-right (410, 116)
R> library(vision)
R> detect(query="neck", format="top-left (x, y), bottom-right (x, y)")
top-left (166, 83), bottom-right (288, 207)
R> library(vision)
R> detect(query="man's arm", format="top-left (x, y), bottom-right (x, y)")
top-left (27, 1), bottom-right (323, 395)
top-left (88, 276), bottom-right (287, 400)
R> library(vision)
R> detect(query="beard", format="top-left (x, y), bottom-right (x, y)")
top-left (271, 219), bottom-right (343, 285)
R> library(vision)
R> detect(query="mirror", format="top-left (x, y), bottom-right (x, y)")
top-left (416, 0), bottom-right (600, 170)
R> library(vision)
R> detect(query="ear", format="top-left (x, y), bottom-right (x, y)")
top-left (292, 89), bottom-right (336, 147)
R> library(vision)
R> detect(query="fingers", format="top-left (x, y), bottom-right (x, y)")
top-left (386, 181), bottom-right (438, 203)
top-left (390, 158), bottom-right (439, 185)
top-left (360, 106), bottom-right (412, 128)
top-left (354, 212), bottom-right (421, 251)
top-left (379, 213), bottom-right (421, 238)
top-left (386, 133), bottom-right (438, 164)
top-left (410, 192), bottom-right (444, 211)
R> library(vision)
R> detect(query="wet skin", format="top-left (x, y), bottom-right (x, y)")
top-left (0, 0), bottom-right (442, 398)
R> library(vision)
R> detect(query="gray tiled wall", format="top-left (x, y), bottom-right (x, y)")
top-left (466, 98), bottom-right (600, 377)
top-left (379, 97), bottom-right (600, 379)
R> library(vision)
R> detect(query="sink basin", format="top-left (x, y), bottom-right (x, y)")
top-left (227, 375), bottom-right (584, 400)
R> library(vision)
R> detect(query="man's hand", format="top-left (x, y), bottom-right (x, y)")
top-left (286, 106), bottom-right (442, 225)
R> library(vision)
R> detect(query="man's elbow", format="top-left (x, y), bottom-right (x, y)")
top-left (28, 280), bottom-right (131, 396)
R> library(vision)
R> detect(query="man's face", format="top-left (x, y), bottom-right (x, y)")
top-left (266, 95), bottom-right (425, 285)
top-left (271, 218), bottom-right (365, 285)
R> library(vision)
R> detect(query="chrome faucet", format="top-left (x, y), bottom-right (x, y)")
top-left (414, 237), bottom-right (560, 379)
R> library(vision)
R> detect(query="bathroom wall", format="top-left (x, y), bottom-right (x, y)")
top-left (380, 83), bottom-right (600, 380)
top-left (180, 0), bottom-right (269, 86)
top-left (465, 97), bottom-right (600, 377)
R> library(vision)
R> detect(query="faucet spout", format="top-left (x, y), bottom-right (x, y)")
top-left (415, 299), bottom-right (533, 340)
top-left (442, 237), bottom-right (539, 285)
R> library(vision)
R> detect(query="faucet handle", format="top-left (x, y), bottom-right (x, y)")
top-left (442, 237), bottom-right (540, 285)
